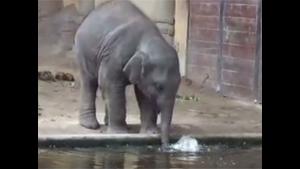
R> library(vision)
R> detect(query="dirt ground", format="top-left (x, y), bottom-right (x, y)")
top-left (38, 53), bottom-right (262, 137)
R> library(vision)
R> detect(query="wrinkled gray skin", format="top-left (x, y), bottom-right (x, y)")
top-left (74, 0), bottom-right (181, 148)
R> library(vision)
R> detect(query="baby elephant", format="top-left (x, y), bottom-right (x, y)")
top-left (74, 0), bottom-right (181, 147)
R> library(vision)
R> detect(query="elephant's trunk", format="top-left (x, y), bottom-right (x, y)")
top-left (158, 99), bottom-right (175, 148)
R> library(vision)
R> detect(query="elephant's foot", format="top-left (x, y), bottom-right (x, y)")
top-left (79, 113), bottom-right (100, 129)
top-left (107, 125), bottom-right (128, 133)
top-left (140, 125), bottom-right (159, 134)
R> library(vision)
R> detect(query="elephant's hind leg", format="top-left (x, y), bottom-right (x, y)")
top-left (78, 67), bottom-right (100, 129)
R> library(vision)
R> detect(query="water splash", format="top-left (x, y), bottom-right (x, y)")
top-left (169, 135), bottom-right (205, 153)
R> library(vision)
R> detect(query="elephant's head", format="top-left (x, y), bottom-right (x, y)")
top-left (123, 38), bottom-right (181, 148)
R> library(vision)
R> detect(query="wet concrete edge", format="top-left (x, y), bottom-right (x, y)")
top-left (38, 133), bottom-right (262, 148)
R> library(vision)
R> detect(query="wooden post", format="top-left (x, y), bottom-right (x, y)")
top-left (254, 0), bottom-right (262, 103)
top-left (174, 0), bottom-right (188, 76)
top-left (217, 0), bottom-right (227, 93)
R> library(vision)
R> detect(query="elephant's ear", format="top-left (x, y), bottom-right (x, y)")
top-left (123, 51), bottom-right (148, 84)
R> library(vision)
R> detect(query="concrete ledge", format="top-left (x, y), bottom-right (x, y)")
top-left (38, 133), bottom-right (262, 148)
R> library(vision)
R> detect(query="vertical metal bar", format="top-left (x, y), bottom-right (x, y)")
top-left (254, 0), bottom-right (262, 102)
top-left (217, 0), bottom-right (226, 94)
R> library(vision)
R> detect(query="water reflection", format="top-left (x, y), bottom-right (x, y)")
top-left (38, 146), bottom-right (262, 169)
top-left (103, 152), bottom-right (125, 169)
top-left (135, 152), bottom-right (171, 169)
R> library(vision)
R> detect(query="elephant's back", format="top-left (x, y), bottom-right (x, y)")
top-left (77, 0), bottom-right (149, 39)
top-left (74, 0), bottom-right (151, 57)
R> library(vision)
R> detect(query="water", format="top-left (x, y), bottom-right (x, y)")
top-left (38, 145), bottom-right (262, 169)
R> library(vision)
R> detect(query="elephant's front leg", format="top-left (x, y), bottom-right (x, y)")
top-left (134, 85), bottom-right (159, 134)
top-left (105, 84), bottom-right (128, 133)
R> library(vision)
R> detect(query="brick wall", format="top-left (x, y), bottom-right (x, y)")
top-left (187, 0), bottom-right (261, 100)
top-left (187, 0), bottom-right (221, 89)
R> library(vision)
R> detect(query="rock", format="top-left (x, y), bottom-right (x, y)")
top-left (38, 71), bottom-right (55, 81)
top-left (175, 94), bottom-right (182, 99)
top-left (55, 72), bottom-right (75, 81)
top-left (184, 96), bottom-right (190, 100)
top-left (182, 76), bottom-right (192, 86)
top-left (176, 94), bottom-right (200, 102)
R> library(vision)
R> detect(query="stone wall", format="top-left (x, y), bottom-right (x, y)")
top-left (39, 0), bottom-right (175, 57)
top-left (38, 0), bottom-right (81, 58)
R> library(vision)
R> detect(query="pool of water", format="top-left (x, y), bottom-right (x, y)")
top-left (38, 145), bottom-right (261, 169)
